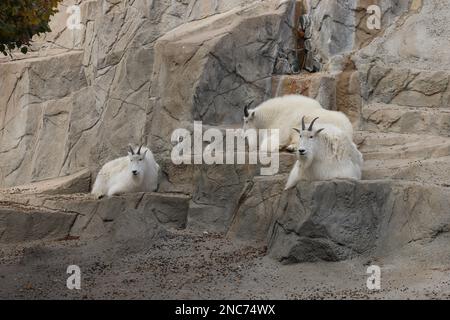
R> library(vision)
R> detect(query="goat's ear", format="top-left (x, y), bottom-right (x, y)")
top-left (292, 128), bottom-right (301, 134)
top-left (143, 149), bottom-right (148, 157)
top-left (315, 128), bottom-right (325, 136)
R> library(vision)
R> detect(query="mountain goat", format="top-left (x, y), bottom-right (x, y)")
top-left (243, 95), bottom-right (353, 152)
top-left (284, 116), bottom-right (363, 190)
top-left (91, 145), bottom-right (160, 198)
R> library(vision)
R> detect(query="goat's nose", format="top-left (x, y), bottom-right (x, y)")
top-left (132, 170), bottom-right (138, 175)
top-left (299, 149), bottom-right (306, 155)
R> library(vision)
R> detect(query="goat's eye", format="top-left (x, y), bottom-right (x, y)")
top-left (310, 136), bottom-right (313, 139)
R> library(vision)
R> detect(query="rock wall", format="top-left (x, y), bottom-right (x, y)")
top-left (0, 0), bottom-right (298, 187)
top-left (304, 0), bottom-right (413, 69)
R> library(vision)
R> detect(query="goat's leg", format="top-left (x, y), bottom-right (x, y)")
top-left (286, 133), bottom-right (299, 153)
top-left (284, 160), bottom-right (302, 190)
top-left (107, 184), bottom-right (127, 197)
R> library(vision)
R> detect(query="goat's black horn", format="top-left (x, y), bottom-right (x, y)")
top-left (301, 116), bottom-right (306, 131)
top-left (128, 145), bottom-right (134, 155)
top-left (308, 117), bottom-right (319, 131)
top-left (137, 144), bottom-right (143, 155)
top-left (244, 100), bottom-right (254, 118)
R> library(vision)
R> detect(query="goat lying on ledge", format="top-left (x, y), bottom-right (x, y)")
top-left (243, 94), bottom-right (353, 152)
top-left (92, 145), bottom-right (160, 198)
top-left (285, 116), bottom-right (363, 190)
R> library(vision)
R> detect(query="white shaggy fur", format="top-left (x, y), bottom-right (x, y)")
top-left (243, 94), bottom-right (353, 151)
top-left (284, 121), bottom-right (363, 190)
top-left (91, 145), bottom-right (160, 198)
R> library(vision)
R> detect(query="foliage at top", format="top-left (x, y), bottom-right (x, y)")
top-left (0, 0), bottom-right (62, 56)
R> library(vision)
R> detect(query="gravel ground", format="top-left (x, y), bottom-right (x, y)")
top-left (1, 230), bottom-right (450, 299)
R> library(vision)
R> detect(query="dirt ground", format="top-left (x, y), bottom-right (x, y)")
top-left (1, 229), bottom-right (450, 300)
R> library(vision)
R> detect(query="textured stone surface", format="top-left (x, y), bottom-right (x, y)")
top-left (0, 52), bottom-right (88, 187)
top-left (0, 0), bottom-right (296, 190)
top-left (229, 177), bottom-right (450, 264)
top-left (355, 1), bottom-right (450, 72)
top-left (1, 169), bottom-right (91, 195)
top-left (362, 103), bottom-right (450, 135)
top-left (304, 0), bottom-right (413, 67)
top-left (271, 73), bottom-right (337, 110)
top-left (0, 186), bottom-right (190, 243)
top-left (158, 152), bottom-right (296, 232)
top-left (148, 0), bottom-right (296, 158)
top-left (0, 203), bottom-right (77, 243)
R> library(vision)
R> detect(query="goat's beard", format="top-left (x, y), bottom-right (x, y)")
top-left (131, 171), bottom-right (143, 182)
top-left (298, 154), bottom-right (313, 168)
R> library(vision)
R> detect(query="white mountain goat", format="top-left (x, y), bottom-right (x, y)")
top-left (91, 145), bottom-right (160, 198)
top-left (284, 116), bottom-right (363, 190)
top-left (243, 95), bottom-right (353, 152)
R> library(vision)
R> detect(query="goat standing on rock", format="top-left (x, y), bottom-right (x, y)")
top-left (284, 116), bottom-right (363, 190)
top-left (91, 145), bottom-right (160, 198)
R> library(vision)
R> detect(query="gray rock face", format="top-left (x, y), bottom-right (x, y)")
top-left (148, 0), bottom-right (297, 159)
top-left (304, 0), bottom-right (412, 67)
top-left (0, 204), bottom-right (77, 243)
top-left (0, 0), bottom-right (296, 189)
top-left (355, 1), bottom-right (450, 72)
top-left (268, 180), bottom-right (391, 263)
top-left (0, 52), bottom-right (88, 187)
top-left (0, 185), bottom-right (190, 243)
top-left (229, 177), bottom-right (450, 264)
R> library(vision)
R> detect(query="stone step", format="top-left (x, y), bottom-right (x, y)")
top-left (363, 156), bottom-right (450, 186)
top-left (157, 151), bottom-right (296, 191)
top-left (0, 187), bottom-right (191, 243)
top-left (0, 169), bottom-right (91, 195)
top-left (228, 177), bottom-right (450, 263)
top-left (156, 152), bottom-right (296, 232)
top-left (360, 64), bottom-right (450, 109)
top-left (361, 103), bottom-right (450, 136)
top-left (355, 131), bottom-right (450, 184)
top-left (163, 129), bottom-right (450, 184)
top-left (355, 131), bottom-right (450, 161)
top-left (0, 202), bottom-right (78, 243)
top-left (159, 127), bottom-right (450, 231)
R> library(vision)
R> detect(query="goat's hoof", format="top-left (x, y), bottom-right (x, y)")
top-left (286, 145), bottom-right (297, 153)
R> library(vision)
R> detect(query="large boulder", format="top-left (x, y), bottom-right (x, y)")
top-left (228, 176), bottom-right (450, 264)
